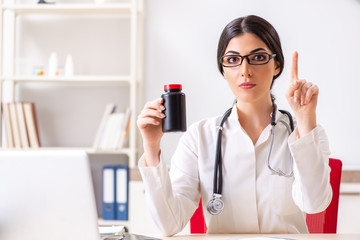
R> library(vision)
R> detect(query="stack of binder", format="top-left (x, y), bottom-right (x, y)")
top-left (102, 165), bottom-right (129, 221)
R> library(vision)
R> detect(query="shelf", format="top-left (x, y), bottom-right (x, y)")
top-left (0, 0), bottom-right (143, 168)
top-left (0, 0), bottom-right (143, 229)
top-left (1, 3), bottom-right (140, 15)
top-left (1, 75), bottom-right (131, 84)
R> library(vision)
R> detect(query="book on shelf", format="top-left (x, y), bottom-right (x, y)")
top-left (103, 112), bottom-right (124, 150)
top-left (93, 103), bottom-right (116, 149)
top-left (93, 104), bottom-right (131, 151)
top-left (117, 107), bottom-right (131, 150)
top-left (2, 103), bottom-right (14, 148)
top-left (8, 102), bottom-right (21, 148)
top-left (15, 102), bottom-right (30, 148)
top-left (23, 102), bottom-right (41, 148)
top-left (2, 102), bottom-right (40, 148)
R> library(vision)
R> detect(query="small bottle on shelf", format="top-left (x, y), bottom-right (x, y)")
top-left (64, 54), bottom-right (74, 77)
top-left (48, 52), bottom-right (58, 77)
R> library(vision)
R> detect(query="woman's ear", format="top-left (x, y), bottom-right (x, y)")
top-left (274, 61), bottom-right (281, 76)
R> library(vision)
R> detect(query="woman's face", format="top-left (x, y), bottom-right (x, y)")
top-left (222, 33), bottom-right (280, 105)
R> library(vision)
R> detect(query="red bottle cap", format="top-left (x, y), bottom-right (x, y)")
top-left (164, 84), bottom-right (182, 91)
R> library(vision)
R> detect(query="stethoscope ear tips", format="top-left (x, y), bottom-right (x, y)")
top-left (207, 194), bottom-right (224, 215)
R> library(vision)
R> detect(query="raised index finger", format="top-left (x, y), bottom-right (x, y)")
top-left (291, 51), bottom-right (299, 82)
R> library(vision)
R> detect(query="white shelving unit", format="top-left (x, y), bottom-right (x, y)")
top-left (0, 0), bottom-right (143, 168)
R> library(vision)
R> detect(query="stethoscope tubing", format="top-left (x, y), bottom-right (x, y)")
top-left (213, 107), bottom-right (232, 195)
top-left (208, 104), bottom-right (294, 215)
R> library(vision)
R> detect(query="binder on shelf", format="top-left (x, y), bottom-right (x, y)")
top-left (115, 165), bottom-right (129, 221)
top-left (102, 166), bottom-right (116, 220)
top-left (102, 165), bottom-right (129, 221)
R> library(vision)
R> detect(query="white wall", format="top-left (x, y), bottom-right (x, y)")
top-left (143, 0), bottom-right (360, 168)
top-left (338, 183), bottom-right (360, 233)
top-left (8, 0), bottom-right (360, 168)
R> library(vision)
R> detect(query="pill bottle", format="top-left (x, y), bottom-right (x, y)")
top-left (161, 84), bottom-right (187, 132)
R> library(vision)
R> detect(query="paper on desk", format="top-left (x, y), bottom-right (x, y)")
top-left (99, 225), bottom-right (125, 236)
top-left (101, 237), bottom-right (123, 240)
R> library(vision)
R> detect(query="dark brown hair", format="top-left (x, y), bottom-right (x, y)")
top-left (217, 15), bottom-right (284, 89)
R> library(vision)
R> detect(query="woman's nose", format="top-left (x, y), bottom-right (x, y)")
top-left (240, 58), bottom-right (252, 77)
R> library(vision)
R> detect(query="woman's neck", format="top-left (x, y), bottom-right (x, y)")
top-left (236, 98), bottom-right (273, 120)
top-left (235, 98), bottom-right (274, 145)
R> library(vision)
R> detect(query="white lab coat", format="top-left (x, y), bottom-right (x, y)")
top-left (138, 105), bottom-right (332, 236)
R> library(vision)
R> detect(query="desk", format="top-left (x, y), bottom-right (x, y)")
top-left (160, 234), bottom-right (360, 240)
top-left (129, 168), bottom-right (360, 183)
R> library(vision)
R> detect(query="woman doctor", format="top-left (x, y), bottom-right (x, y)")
top-left (137, 15), bottom-right (332, 236)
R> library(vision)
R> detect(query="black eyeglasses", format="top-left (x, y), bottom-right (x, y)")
top-left (220, 52), bottom-right (276, 67)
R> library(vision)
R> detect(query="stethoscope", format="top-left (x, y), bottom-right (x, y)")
top-left (207, 103), bottom-right (295, 215)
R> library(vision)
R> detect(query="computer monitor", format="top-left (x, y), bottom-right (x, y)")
top-left (0, 150), bottom-right (100, 240)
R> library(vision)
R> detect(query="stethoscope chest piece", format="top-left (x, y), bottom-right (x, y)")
top-left (207, 193), bottom-right (224, 215)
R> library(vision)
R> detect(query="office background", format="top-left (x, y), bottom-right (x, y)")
top-left (3, 0), bottom-right (359, 234)
top-left (8, 0), bottom-right (360, 169)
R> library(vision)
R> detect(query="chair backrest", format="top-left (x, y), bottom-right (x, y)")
top-left (190, 198), bottom-right (207, 234)
top-left (306, 158), bottom-right (342, 233)
top-left (190, 158), bottom-right (342, 234)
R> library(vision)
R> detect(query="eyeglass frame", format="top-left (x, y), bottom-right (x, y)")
top-left (220, 52), bottom-right (277, 68)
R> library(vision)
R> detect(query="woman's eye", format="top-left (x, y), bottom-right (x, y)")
top-left (226, 56), bottom-right (240, 64)
top-left (251, 54), bottom-right (267, 62)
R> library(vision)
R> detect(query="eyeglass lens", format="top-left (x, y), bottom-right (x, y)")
top-left (222, 53), bottom-right (273, 67)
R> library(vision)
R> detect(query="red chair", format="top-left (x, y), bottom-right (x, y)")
top-left (306, 158), bottom-right (342, 233)
top-left (190, 198), bottom-right (207, 233)
top-left (190, 158), bottom-right (342, 234)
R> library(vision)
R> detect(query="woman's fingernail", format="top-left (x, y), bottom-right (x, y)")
top-left (160, 105), bottom-right (165, 110)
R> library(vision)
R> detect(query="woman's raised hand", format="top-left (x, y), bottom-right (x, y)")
top-left (137, 98), bottom-right (165, 166)
top-left (285, 51), bottom-right (318, 137)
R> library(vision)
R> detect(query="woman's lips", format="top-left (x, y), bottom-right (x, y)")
top-left (239, 82), bottom-right (256, 89)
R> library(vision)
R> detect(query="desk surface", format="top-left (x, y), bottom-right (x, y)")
top-left (160, 234), bottom-right (360, 240)
top-left (129, 168), bottom-right (360, 183)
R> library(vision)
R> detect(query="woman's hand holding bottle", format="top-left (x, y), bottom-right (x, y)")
top-left (137, 98), bottom-right (165, 166)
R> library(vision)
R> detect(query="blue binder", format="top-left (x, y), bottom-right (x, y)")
top-left (102, 166), bottom-right (116, 220)
top-left (115, 165), bottom-right (129, 220)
